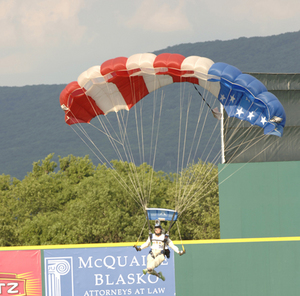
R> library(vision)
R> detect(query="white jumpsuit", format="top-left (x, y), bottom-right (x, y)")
top-left (140, 234), bottom-right (179, 271)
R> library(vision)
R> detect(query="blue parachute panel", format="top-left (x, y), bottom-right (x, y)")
top-left (146, 208), bottom-right (178, 221)
top-left (208, 62), bottom-right (286, 137)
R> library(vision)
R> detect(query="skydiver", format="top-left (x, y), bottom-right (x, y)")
top-left (135, 220), bottom-right (185, 281)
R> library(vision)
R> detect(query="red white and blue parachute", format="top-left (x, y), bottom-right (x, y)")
top-left (59, 52), bottom-right (286, 220)
top-left (60, 53), bottom-right (286, 137)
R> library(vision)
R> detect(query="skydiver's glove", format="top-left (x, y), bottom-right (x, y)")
top-left (179, 250), bottom-right (186, 256)
top-left (134, 245), bottom-right (141, 252)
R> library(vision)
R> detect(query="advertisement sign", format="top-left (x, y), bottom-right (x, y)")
top-left (44, 246), bottom-right (176, 296)
top-left (0, 250), bottom-right (42, 296)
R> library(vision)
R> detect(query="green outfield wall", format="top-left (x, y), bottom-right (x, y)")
top-left (218, 161), bottom-right (300, 239)
top-left (175, 237), bottom-right (300, 296)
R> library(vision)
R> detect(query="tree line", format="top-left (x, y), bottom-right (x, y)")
top-left (0, 154), bottom-right (220, 246)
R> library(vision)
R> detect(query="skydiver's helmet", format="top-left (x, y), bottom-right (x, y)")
top-left (154, 219), bottom-right (162, 229)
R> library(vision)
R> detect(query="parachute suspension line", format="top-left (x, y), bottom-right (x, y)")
top-left (179, 84), bottom-right (236, 214)
top-left (223, 125), bottom-right (257, 163)
top-left (149, 90), bottom-right (163, 168)
top-left (178, 162), bottom-right (217, 215)
top-left (134, 209), bottom-right (150, 249)
top-left (175, 90), bottom-right (192, 210)
top-left (176, 219), bottom-right (185, 252)
top-left (191, 87), bottom-right (219, 161)
top-left (179, 124), bottom-right (264, 215)
top-left (176, 83), bottom-right (193, 211)
top-left (165, 211), bottom-right (177, 235)
top-left (85, 94), bottom-right (124, 145)
top-left (177, 87), bottom-right (238, 215)
top-left (180, 93), bottom-right (193, 176)
top-left (97, 117), bottom-right (126, 163)
top-left (175, 83), bottom-right (196, 211)
top-left (135, 218), bottom-right (147, 245)
top-left (193, 84), bottom-right (216, 114)
top-left (122, 100), bottom-right (146, 205)
top-left (175, 83), bottom-right (184, 209)
top-left (178, 88), bottom-right (213, 193)
top-left (198, 111), bottom-right (221, 162)
top-left (179, 139), bottom-right (274, 216)
top-left (69, 125), bottom-right (144, 207)
top-left (179, 140), bottom-right (220, 213)
top-left (139, 78), bottom-right (159, 205)
top-left (193, 88), bottom-right (218, 160)
top-left (225, 130), bottom-right (265, 153)
top-left (223, 114), bottom-right (263, 154)
top-left (191, 86), bottom-right (215, 156)
top-left (70, 124), bottom-right (106, 166)
top-left (221, 112), bottom-right (249, 152)
top-left (134, 92), bottom-right (159, 207)
top-left (138, 91), bottom-right (153, 204)
top-left (113, 89), bottom-right (155, 209)
top-left (181, 102), bottom-right (222, 213)
top-left (135, 99), bottom-right (149, 205)
top-left (176, 93), bottom-right (202, 211)
top-left (224, 128), bottom-right (265, 164)
top-left (184, 90), bottom-right (207, 166)
top-left (147, 92), bottom-right (165, 203)
top-left (177, 89), bottom-right (220, 212)
top-left (89, 113), bottom-right (127, 166)
top-left (128, 75), bottom-right (146, 165)
top-left (145, 208), bottom-right (152, 236)
top-left (66, 108), bottom-right (122, 168)
top-left (218, 137), bottom-right (277, 186)
top-left (116, 109), bottom-right (149, 208)
top-left (88, 98), bottom-right (145, 207)
top-left (84, 84), bottom-right (145, 207)
top-left (221, 103), bottom-right (268, 162)
top-left (88, 123), bottom-right (123, 145)
top-left (146, 90), bottom-right (158, 202)
top-left (219, 92), bottom-right (263, 156)
top-left (87, 90), bottom-right (147, 208)
top-left (181, 132), bottom-right (276, 215)
top-left (210, 98), bottom-right (261, 170)
top-left (84, 95), bottom-right (126, 156)
top-left (139, 100), bottom-right (145, 165)
top-left (183, 116), bottom-right (222, 205)
top-left (184, 111), bottom-right (219, 208)
top-left (172, 86), bottom-right (211, 213)
top-left (67, 108), bottom-right (127, 169)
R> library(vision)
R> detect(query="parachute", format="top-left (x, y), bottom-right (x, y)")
top-left (59, 53), bottom-right (286, 226)
top-left (60, 53), bottom-right (285, 136)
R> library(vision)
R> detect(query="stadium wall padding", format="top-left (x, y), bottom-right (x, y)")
top-left (218, 161), bottom-right (300, 239)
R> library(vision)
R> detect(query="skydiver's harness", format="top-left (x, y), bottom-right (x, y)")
top-left (134, 208), bottom-right (185, 256)
top-left (149, 233), bottom-right (171, 259)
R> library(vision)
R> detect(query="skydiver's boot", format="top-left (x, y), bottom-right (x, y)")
top-left (158, 272), bottom-right (165, 281)
top-left (148, 268), bottom-right (158, 277)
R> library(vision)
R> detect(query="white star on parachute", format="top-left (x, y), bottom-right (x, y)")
top-left (230, 95), bottom-right (236, 103)
top-left (247, 111), bottom-right (255, 120)
top-left (236, 108), bottom-right (244, 117)
top-left (220, 94), bottom-right (226, 102)
top-left (261, 116), bottom-right (267, 125)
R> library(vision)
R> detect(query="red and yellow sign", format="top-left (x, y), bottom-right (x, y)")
top-left (0, 250), bottom-right (42, 296)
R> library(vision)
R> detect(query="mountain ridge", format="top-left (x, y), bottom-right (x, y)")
top-left (1, 31), bottom-right (299, 179)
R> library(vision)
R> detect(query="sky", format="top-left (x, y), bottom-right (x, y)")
top-left (1, 0), bottom-right (300, 87)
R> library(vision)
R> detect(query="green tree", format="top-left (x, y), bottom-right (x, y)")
top-left (0, 154), bottom-right (220, 246)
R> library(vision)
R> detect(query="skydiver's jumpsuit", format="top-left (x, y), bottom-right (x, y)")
top-left (140, 233), bottom-right (179, 272)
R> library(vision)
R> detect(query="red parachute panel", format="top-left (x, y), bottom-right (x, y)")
top-left (60, 81), bottom-right (104, 125)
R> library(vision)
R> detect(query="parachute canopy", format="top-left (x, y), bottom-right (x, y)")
top-left (60, 53), bottom-right (286, 137)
